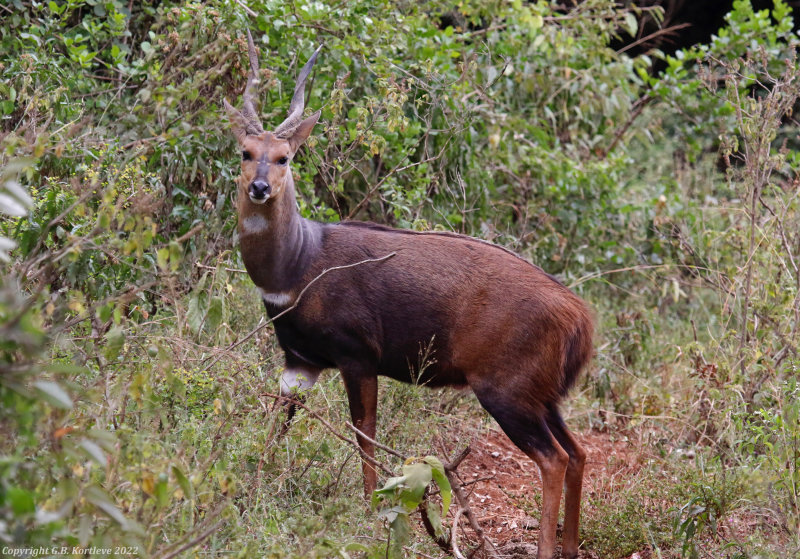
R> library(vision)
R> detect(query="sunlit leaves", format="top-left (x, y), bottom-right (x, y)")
top-left (372, 456), bottom-right (452, 555)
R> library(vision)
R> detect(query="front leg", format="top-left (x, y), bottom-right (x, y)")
top-left (277, 365), bottom-right (322, 433)
top-left (341, 369), bottom-right (379, 498)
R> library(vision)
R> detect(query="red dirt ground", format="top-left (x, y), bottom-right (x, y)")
top-left (451, 427), bottom-right (643, 559)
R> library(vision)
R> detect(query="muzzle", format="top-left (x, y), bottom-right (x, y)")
top-left (249, 180), bottom-right (271, 204)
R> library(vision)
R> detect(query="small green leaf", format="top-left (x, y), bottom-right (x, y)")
top-left (389, 512), bottom-right (411, 553)
top-left (425, 500), bottom-right (445, 539)
top-left (624, 12), bottom-right (638, 37)
top-left (104, 326), bottom-right (125, 361)
top-left (168, 240), bottom-right (182, 272)
top-left (7, 487), bottom-right (35, 515)
top-left (85, 486), bottom-right (127, 528)
top-left (157, 247), bottom-right (169, 271)
top-left (206, 296), bottom-right (224, 332)
top-left (172, 465), bottom-right (194, 500)
top-left (79, 514), bottom-right (92, 546)
top-left (79, 438), bottom-right (107, 467)
top-left (398, 462), bottom-right (432, 510)
top-left (33, 381), bottom-right (73, 410)
top-left (424, 456), bottom-right (451, 517)
top-left (186, 294), bottom-right (205, 335)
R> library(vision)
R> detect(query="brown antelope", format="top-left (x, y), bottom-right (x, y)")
top-left (224, 32), bottom-right (594, 559)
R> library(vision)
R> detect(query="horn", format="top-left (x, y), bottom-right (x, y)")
top-left (240, 30), bottom-right (264, 135)
top-left (273, 44), bottom-right (323, 138)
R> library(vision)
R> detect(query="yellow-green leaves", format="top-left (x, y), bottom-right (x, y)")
top-left (372, 456), bottom-right (452, 555)
top-left (157, 240), bottom-right (182, 272)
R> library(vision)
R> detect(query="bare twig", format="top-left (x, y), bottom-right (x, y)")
top-left (616, 23), bottom-right (691, 55)
top-left (451, 507), bottom-right (467, 559)
top-left (235, 0), bottom-right (257, 17)
top-left (174, 223), bottom-right (205, 244)
top-left (347, 422), bottom-right (406, 460)
top-left (261, 392), bottom-right (396, 476)
top-left (156, 502), bottom-right (229, 559)
top-left (600, 95), bottom-right (651, 157)
top-left (200, 252), bottom-right (397, 372)
top-left (347, 145), bottom-right (449, 219)
top-left (160, 519), bottom-right (226, 559)
top-left (195, 262), bottom-right (248, 274)
top-left (59, 280), bottom-right (159, 331)
top-left (568, 262), bottom-right (724, 288)
top-left (444, 446), bottom-right (501, 559)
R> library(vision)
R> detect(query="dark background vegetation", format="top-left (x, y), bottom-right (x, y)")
top-left (1, 0), bottom-right (799, 557)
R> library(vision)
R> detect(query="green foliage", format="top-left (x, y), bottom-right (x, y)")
top-left (372, 456), bottom-right (451, 556)
top-left (732, 373), bottom-right (800, 536)
top-left (647, 0), bottom-right (797, 159)
top-left (1, 0), bottom-right (800, 556)
top-left (672, 463), bottom-right (748, 559)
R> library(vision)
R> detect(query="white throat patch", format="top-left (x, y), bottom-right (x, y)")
top-left (241, 214), bottom-right (269, 234)
top-left (259, 287), bottom-right (293, 307)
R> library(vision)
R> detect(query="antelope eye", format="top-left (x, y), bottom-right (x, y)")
top-left (277, 156), bottom-right (289, 165)
top-left (242, 150), bottom-right (252, 161)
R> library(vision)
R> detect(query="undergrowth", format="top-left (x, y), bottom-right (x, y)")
top-left (1, 0), bottom-right (799, 557)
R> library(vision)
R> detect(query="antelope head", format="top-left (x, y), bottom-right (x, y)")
top-left (224, 31), bottom-right (321, 206)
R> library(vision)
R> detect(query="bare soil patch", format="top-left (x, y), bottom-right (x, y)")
top-left (451, 428), bottom-right (642, 558)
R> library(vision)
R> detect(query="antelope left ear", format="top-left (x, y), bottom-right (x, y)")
top-left (288, 110), bottom-right (321, 153)
top-left (223, 99), bottom-right (249, 144)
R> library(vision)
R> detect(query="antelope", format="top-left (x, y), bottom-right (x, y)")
top-left (224, 33), bottom-right (594, 559)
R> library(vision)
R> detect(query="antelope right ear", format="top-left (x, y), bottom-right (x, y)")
top-left (288, 110), bottom-right (321, 154)
top-left (223, 99), bottom-right (248, 144)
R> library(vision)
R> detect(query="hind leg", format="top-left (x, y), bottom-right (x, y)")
top-left (527, 429), bottom-right (569, 559)
top-left (472, 391), bottom-right (568, 559)
top-left (546, 405), bottom-right (586, 559)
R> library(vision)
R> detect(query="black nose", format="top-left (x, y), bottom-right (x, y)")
top-left (249, 180), bottom-right (271, 199)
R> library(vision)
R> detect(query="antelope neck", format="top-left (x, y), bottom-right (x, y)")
top-left (238, 183), bottom-right (322, 293)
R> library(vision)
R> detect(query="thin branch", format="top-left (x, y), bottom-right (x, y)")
top-left (451, 507), bottom-right (467, 559)
top-left (160, 518), bottom-right (226, 559)
top-left (600, 95), bottom-right (651, 157)
top-left (568, 262), bottom-right (724, 288)
top-left (59, 280), bottom-right (159, 331)
top-left (427, 475), bottom-right (496, 496)
top-left (261, 392), bottom-right (396, 476)
top-left (235, 0), bottom-right (257, 17)
top-left (444, 446), bottom-right (501, 559)
top-left (200, 252), bottom-right (397, 372)
top-left (347, 422), bottom-right (406, 460)
top-left (616, 23), bottom-right (691, 55)
top-left (195, 262), bottom-right (248, 274)
top-left (347, 145), bottom-right (449, 219)
top-left (445, 447), bottom-right (472, 471)
top-left (19, 189), bottom-right (96, 278)
top-left (156, 502), bottom-right (229, 559)
top-left (174, 223), bottom-right (205, 244)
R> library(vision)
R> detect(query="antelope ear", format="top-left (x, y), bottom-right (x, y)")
top-left (223, 99), bottom-right (248, 144)
top-left (288, 111), bottom-right (321, 154)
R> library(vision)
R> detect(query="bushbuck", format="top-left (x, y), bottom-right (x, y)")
top-left (224, 33), bottom-right (594, 559)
